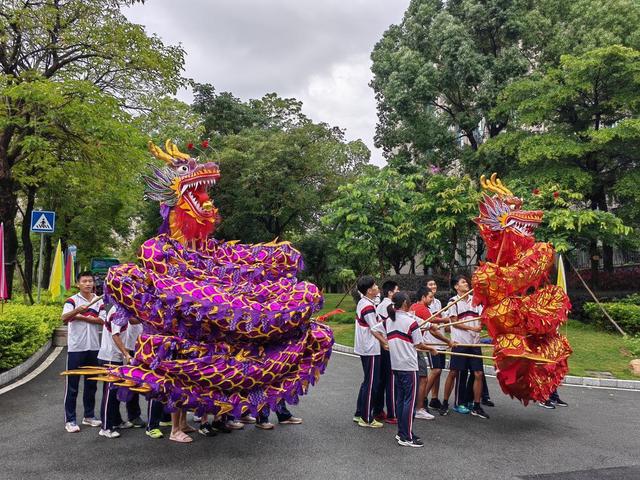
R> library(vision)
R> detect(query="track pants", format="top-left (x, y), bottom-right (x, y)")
top-left (355, 355), bottom-right (380, 423)
top-left (394, 370), bottom-right (418, 442)
top-left (99, 359), bottom-right (122, 430)
top-left (64, 350), bottom-right (98, 423)
top-left (373, 349), bottom-right (396, 419)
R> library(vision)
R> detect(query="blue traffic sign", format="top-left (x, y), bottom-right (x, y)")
top-left (30, 210), bottom-right (56, 233)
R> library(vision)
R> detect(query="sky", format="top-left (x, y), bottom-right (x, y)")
top-left (125, 0), bottom-right (411, 165)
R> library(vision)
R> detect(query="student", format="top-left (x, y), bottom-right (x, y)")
top-left (353, 276), bottom-right (388, 428)
top-left (459, 368), bottom-right (494, 409)
top-left (97, 307), bottom-right (132, 439)
top-left (409, 287), bottom-right (455, 421)
top-left (439, 275), bottom-right (489, 419)
top-left (379, 291), bottom-right (438, 447)
top-left (170, 409), bottom-right (194, 443)
top-left (425, 278), bottom-right (446, 410)
top-left (538, 389), bottom-right (569, 409)
top-left (374, 280), bottom-right (399, 424)
top-left (123, 317), bottom-right (146, 428)
top-left (61, 271), bottom-right (104, 433)
top-left (255, 400), bottom-right (303, 430)
top-left (146, 400), bottom-right (167, 439)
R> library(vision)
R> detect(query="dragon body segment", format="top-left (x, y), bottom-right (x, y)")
top-left (472, 174), bottom-right (572, 404)
top-left (99, 141), bottom-right (333, 417)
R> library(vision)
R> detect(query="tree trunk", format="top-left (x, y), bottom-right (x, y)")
top-left (21, 186), bottom-right (36, 289)
top-left (43, 235), bottom-right (53, 289)
top-left (449, 228), bottom-right (458, 274)
top-left (589, 240), bottom-right (600, 290)
top-left (0, 178), bottom-right (19, 299)
top-left (602, 245), bottom-right (614, 273)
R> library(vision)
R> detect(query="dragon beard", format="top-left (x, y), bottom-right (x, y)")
top-left (169, 199), bottom-right (218, 244)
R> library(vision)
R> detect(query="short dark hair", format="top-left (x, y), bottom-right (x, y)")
top-left (425, 277), bottom-right (436, 285)
top-left (451, 275), bottom-right (469, 290)
top-left (415, 286), bottom-right (432, 302)
top-left (76, 271), bottom-right (94, 281)
top-left (381, 280), bottom-right (398, 299)
top-left (356, 276), bottom-right (375, 295)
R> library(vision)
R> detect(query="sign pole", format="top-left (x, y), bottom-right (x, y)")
top-left (36, 233), bottom-right (44, 304)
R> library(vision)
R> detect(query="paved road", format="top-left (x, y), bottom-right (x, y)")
top-left (0, 349), bottom-right (639, 480)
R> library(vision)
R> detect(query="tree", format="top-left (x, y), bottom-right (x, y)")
top-left (0, 0), bottom-right (184, 295)
top-left (481, 45), bottom-right (640, 284)
top-left (370, 0), bottom-right (640, 174)
top-left (213, 119), bottom-right (370, 242)
top-left (370, 0), bottom-right (532, 171)
top-left (412, 172), bottom-right (480, 273)
top-left (322, 167), bottom-right (423, 276)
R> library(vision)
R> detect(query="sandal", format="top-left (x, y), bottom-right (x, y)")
top-left (169, 431), bottom-right (193, 443)
top-left (181, 425), bottom-right (196, 433)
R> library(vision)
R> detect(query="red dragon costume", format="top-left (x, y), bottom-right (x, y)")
top-left (472, 174), bottom-right (573, 404)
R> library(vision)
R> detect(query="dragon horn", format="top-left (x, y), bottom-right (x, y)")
top-left (480, 173), bottom-right (513, 197)
top-left (494, 176), bottom-right (513, 196)
top-left (165, 139), bottom-right (191, 160)
top-left (148, 141), bottom-right (176, 165)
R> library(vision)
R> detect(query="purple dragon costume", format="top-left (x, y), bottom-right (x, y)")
top-left (68, 140), bottom-right (334, 418)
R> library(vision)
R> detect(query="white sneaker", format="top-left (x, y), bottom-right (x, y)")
top-left (415, 409), bottom-right (435, 420)
top-left (82, 417), bottom-right (102, 427)
top-left (65, 422), bottom-right (80, 433)
top-left (226, 420), bottom-right (244, 430)
top-left (239, 415), bottom-right (256, 424)
top-left (99, 429), bottom-right (121, 439)
top-left (116, 421), bottom-right (133, 429)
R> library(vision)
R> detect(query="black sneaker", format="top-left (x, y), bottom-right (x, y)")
top-left (429, 398), bottom-right (442, 410)
top-left (552, 398), bottom-right (568, 407)
top-left (438, 401), bottom-right (449, 416)
top-left (481, 399), bottom-right (495, 407)
top-left (471, 405), bottom-right (490, 419)
top-left (130, 417), bottom-right (147, 428)
top-left (198, 422), bottom-right (217, 437)
top-left (538, 400), bottom-right (555, 409)
top-left (398, 438), bottom-right (424, 448)
top-left (211, 420), bottom-right (232, 433)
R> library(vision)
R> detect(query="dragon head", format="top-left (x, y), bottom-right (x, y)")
top-left (476, 173), bottom-right (544, 263)
top-left (144, 140), bottom-right (221, 244)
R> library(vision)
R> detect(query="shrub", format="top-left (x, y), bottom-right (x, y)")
top-left (0, 304), bottom-right (62, 371)
top-left (625, 335), bottom-right (640, 357)
top-left (619, 293), bottom-right (640, 306)
top-left (583, 302), bottom-right (640, 336)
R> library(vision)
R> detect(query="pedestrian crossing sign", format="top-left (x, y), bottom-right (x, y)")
top-left (30, 210), bottom-right (56, 233)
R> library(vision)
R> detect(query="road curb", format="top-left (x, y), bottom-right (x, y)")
top-left (332, 342), bottom-right (640, 391)
top-left (0, 340), bottom-right (52, 387)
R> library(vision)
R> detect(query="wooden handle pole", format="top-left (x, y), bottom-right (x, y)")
top-left (86, 294), bottom-right (104, 308)
top-left (416, 349), bottom-right (556, 365)
top-left (416, 289), bottom-right (473, 329)
top-left (434, 316), bottom-right (482, 330)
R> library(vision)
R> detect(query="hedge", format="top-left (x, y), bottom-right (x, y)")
top-left (0, 304), bottom-right (62, 371)
top-left (583, 302), bottom-right (640, 336)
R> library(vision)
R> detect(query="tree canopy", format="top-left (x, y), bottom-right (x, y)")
top-left (0, 0), bottom-right (185, 295)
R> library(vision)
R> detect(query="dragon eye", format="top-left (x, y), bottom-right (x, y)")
top-left (509, 204), bottom-right (516, 210)
top-left (177, 165), bottom-right (189, 173)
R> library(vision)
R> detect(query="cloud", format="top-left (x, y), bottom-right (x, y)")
top-left (125, 0), bottom-right (410, 165)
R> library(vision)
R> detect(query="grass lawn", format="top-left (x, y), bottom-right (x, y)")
top-left (318, 293), bottom-right (638, 380)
